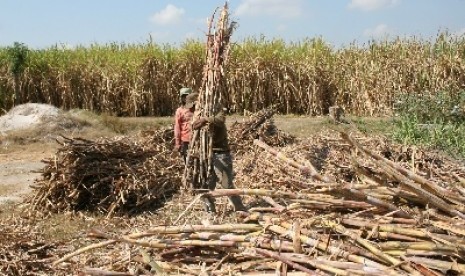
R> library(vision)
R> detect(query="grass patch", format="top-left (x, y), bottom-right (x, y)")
top-left (85, 111), bottom-right (173, 135)
top-left (273, 115), bottom-right (332, 138)
top-left (392, 91), bottom-right (465, 159)
top-left (349, 116), bottom-right (395, 135)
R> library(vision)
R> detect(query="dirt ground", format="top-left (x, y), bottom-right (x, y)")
top-left (0, 146), bottom-right (54, 205)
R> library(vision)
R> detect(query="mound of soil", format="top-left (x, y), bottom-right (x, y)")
top-left (0, 103), bottom-right (87, 135)
top-left (0, 103), bottom-right (61, 132)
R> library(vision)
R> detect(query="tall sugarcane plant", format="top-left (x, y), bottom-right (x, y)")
top-left (184, 3), bottom-right (236, 191)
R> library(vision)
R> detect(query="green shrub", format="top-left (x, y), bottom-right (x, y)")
top-left (392, 90), bottom-right (465, 158)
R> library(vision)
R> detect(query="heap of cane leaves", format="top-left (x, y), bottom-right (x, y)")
top-left (27, 129), bottom-right (181, 216)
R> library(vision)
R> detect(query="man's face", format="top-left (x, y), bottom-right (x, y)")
top-left (181, 94), bottom-right (187, 103)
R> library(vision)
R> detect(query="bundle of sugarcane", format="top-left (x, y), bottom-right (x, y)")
top-left (27, 129), bottom-right (183, 215)
top-left (184, 2), bottom-right (236, 190)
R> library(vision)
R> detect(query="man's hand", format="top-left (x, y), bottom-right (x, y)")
top-left (193, 117), bottom-right (208, 129)
top-left (174, 144), bottom-right (181, 152)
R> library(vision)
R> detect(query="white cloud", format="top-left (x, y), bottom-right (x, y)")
top-left (235, 0), bottom-right (303, 19)
top-left (349, 0), bottom-right (400, 11)
top-left (363, 24), bottom-right (393, 38)
top-left (150, 4), bottom-right (185, 25)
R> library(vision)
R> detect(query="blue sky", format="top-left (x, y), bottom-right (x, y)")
top-left (1, 0), bottom-right (465, 49)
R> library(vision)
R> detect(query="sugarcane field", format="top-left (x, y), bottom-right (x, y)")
top-left (2, 2), bottom-right (465, 276)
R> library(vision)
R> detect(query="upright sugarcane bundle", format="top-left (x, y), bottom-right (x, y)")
top-left (184, 3), bottom-right (236, 191)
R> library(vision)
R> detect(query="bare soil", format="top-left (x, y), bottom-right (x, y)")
top-left (0, 146), bottom-right (54, 205)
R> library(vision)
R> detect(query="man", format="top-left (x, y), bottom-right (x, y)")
top-left (191, 93), bottom-right (247, 213)
top-left (174, 87), bottom-right (194, 163)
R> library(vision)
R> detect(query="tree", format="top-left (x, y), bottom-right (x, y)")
top-left (7, 42), bottom-right (29, 106)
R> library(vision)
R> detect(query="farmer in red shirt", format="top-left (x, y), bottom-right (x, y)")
top-left (174, 87), bottom-right (194, 163)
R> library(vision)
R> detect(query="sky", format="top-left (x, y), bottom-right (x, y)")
top-left (1, 0), bottom-right (465, 49)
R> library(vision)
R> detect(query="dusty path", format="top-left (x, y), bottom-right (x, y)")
top-left (0, 147), bottom-right (54, 205)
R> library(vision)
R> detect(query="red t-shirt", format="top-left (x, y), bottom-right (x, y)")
top-left (174, 106), bottom-right (193, 147)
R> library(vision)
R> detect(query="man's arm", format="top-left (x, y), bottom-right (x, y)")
top-left (174, 108), bottom-right (182, 149)
top-left (205, 111), bottom-right (225, 125)
top-left (193, 111), bottom-right (225, 129)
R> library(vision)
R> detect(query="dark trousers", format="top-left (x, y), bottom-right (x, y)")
top-left (201, 152), bottom-right (246, 213)
top-left (180, 142), bottom-right (189, 164)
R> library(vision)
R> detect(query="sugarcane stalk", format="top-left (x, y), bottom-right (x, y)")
top-left (205, 188), bottom-right (355, 203)
top-left (430, 220), bottom-right (465, 237)
top-left (323, 221), bottom-right (421, 275)
top-left (254, 248), bottom-right (319, 275)
top-left (281, 254), bottom-right (352, 275)
top-left (385, 249), bottom-right (458, 257)
top-left (53, 240), bottom-right (116, 266)
top-left (409, 263), bottom-right (444, 276)
top-left (262, 196), bottom-right (286, 212)
top-left (282, 253), bottom-right (398, 276)
top-left (343, 188), bottom-right (412, 218)
top-left (253, 139), bottom-right (330, 182)
top-left (292, 198), bottom-right (372, 209)
top-left (405, 256), bottom-right (465, 273)
top-left (265, 223), bottom-right (392, 272)
top-left (139, 225), bottom-right (258, 239)
top-left (120, 237), bottom-right (238, 249)
top-left (311, 257), bottom-right (397, 275)
top-left (277, 220), bottom-right (384, 262)
top-left (342, 132), bottom-right (465, 205)
top-left (380, 158), bottom-right (465, 219)
top-left (377, 241), bottom-right (458, 252)
top-left (364, 231), bottom-right (421, 242)
top-left (340, 219), bottom-right (428, 239)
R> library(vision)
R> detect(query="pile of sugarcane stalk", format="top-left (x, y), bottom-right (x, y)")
top-left (229, 104), bottom-right (295, 155)
top-left (27, 128), bottom-right (183, 216)
top-left (50, 130), bottom-right (465, 275)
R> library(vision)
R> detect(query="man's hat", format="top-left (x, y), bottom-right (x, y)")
top-left (185, 92), bottom-right (198, 109)
top-left (179, 87), bottom-right (192, 96)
